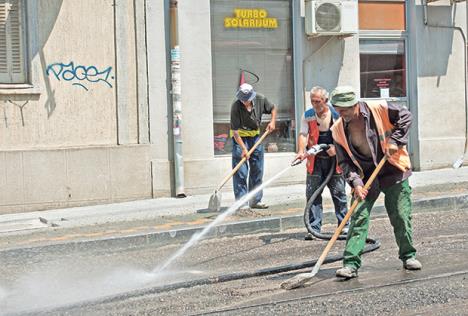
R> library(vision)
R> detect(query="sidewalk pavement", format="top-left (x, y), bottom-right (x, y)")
top-left (1, 166), bottom-right (468, 253)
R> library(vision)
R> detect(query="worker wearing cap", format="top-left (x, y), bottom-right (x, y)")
top-left (329, 85), bottom-right (422, 279)
top-left (230, 83), bottom-right (277, 212)
top-left (295, 86), bottom-right (348, 238)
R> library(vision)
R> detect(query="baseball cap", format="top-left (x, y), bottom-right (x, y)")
top-left (236, 83), bottom-right (256, 102)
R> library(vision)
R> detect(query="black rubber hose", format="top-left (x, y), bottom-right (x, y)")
top-left (303, 158), bottom-right (346, 240)
top-left (303, 158), bottom-right (380, 246)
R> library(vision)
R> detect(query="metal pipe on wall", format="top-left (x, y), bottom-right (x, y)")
top-left (292, 0), bottom-right (304, 147)
top-left (170, 0), bottom-right (186, 197)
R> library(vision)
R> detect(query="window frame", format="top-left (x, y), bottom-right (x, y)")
top-left (210, 0), bottom-right (296, 157)
top-left (0, 0), bottom-right (28, 84)
top-left (0, 0), bottom-right (40, 96)
top-left (359, 30), bottom-right (409, 105)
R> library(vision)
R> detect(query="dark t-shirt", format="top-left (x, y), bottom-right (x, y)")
top-left (230, 93), bottom-right (275, 131)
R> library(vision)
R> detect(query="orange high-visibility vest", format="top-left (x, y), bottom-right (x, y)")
top-left (304, 107), bottom-right (342, 174)
top-left (330, 100), bottom-right (411, 176)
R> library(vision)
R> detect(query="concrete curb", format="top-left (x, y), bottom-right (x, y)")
top-left (1, 194), bottom-right (468, 259)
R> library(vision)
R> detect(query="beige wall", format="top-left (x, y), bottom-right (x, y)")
top-left (412, 0), bottom-right (467, 169)
top-left (0, 0), bottom-right (151, 214)
top-left (1, 0), bottom-right (121, 149)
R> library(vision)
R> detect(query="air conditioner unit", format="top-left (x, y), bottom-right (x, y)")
top-left (305, 0), bottom-right (358, 36)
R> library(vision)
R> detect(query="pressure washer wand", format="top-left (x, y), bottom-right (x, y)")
top-left (290, 144), bottom-right (330, 166)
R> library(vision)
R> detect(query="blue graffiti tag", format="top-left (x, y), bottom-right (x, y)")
top-left (46, 62), bottom-right (114, 91)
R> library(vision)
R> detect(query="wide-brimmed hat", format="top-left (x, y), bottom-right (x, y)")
top-left (236, 83), bottom-right (256, 102)
top-left (330, 86), bottom-right (358, 107)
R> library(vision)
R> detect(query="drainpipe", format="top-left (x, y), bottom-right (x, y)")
top-left (292, 0), bottom-right (304, 146)
top-left (422, 0), bottom-right (468, 166)
top-left (170, 0), bottom-right (186, 197)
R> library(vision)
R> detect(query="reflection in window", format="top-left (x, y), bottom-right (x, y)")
top-left (360, 39), bottom-right (406, 98)
top-left (210, 0), bottom-right (295, 155)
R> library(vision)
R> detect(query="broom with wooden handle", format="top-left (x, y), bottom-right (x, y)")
top-left (280, 156), bottom-right (388, 290)
top-left (208, 130), bottom-right (270, 212)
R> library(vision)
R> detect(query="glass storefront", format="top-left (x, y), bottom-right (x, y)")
top-left (210, 0), bottom-right (295, 155)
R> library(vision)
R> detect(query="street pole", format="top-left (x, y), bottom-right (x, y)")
top-left (170, 0), bottom-right (185, 197)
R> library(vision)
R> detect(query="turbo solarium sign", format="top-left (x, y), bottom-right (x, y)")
top-left (224, 8), bottom-right (278, 29)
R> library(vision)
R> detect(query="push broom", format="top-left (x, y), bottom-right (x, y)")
top-left (281, 156), bottom-right (387, 290)
top-left (208, 130), bottom-right (270, 212)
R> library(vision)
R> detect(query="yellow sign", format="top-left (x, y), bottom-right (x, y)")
top-left (224, 8), bottom-right (278, 29)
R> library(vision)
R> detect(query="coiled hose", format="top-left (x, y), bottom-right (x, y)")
top-left (303, 158), bottom-right (380, 248)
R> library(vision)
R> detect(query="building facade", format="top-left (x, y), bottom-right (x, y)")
top-left (0, 0), bottom-right (466, 213)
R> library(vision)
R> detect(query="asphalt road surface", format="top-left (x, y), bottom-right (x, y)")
top-left (0, 208), bottom-right (467, 315)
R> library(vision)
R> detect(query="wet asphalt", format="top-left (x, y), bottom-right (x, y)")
top-left (0, 207), bottom-right (467, 315)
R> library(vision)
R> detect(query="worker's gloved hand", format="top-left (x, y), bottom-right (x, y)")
top-left (326, 145), bottom-right (336, 157)
top-left (386, 143), bottom-right (399, 158)
top-left (354, 185), bottom-right (368, 201)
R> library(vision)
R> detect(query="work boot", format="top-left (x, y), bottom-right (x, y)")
top-left (250, 202), bottom-right (269, 209)
top-left (403, 258), bottom-right (422, 270)
top-left (336, 266), bottom-right (358, 279)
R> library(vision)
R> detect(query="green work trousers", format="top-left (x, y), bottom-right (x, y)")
top-left (343, 179), bottom-right (417, 270)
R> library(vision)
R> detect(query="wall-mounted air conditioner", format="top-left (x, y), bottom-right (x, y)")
top-left (305, 0), bottom-right (358, 37)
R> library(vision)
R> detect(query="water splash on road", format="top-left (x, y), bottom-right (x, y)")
top-left (0, 285), bottom-right (7, 301)
top-left (0, 266), bottom-right (203, 314)
top-left (155, 166), bottom-right (293, 273)
top-left (0, 166), bottom-right (292, 314)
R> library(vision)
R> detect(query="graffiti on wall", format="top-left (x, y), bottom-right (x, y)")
top-left (46, 62), bottom-right (114, 91)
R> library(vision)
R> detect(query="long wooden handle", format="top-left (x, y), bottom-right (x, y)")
top-left (216, 130), bottom-right (270, 191)
top-left (311, 156), bottom-right (388, 276)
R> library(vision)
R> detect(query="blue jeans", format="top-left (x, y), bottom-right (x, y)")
top-left (232, 136), bottom-right (264, 206)
top-left (306, 157), bottom-right (348, 232)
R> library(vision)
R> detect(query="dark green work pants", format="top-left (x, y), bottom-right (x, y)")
top-left (343, 179), bottom-right (417, 269)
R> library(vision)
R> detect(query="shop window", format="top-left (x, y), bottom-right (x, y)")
top-left (360, 39), bottom-right (406, 98)
top-left (210, 0), bottom-right (295, 155)
top-left (0, 0), bottom-right (27, 84)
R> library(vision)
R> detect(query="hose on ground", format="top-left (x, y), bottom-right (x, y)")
top-left (303, 158), bottom-right (380, 246)
top-left (130, 158), bottom-right (383, 294)
top-left (116, 157), bottom-right (381, 295)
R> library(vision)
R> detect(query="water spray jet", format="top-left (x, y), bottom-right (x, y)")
top-left (156, 165), bottom-right (294, 273)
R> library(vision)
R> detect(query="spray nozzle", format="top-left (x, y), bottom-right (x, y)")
top-left (306, 144), bottom-right (330, 156)
top-left (291, 158), bottom-right (303, 166)
top-left (291, 144), bottom-right (331, 167)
